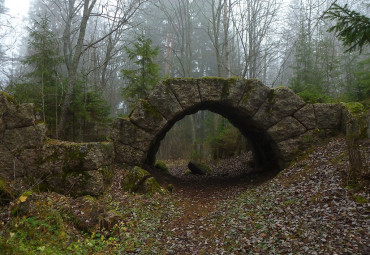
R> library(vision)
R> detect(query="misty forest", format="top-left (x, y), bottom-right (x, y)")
top-left (0, 0), bottom-right (369, 254)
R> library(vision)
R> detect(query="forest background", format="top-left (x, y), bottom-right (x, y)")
top-left (0, 0), bottom-right (369, 162)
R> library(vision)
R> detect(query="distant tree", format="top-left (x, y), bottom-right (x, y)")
top-left (9, 15), bottom-right (62, 136)
top-left (121, 35), bottom-right (160, 107)
top-left (324, 3), bottom-right (370, 53)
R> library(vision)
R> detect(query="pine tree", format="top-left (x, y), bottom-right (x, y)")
top-left (121, 35), bottom-right (161, 107)
top-left (10, 15), bottom-right (62, 136)
top-left (325, 4), bottom-right (370, 53)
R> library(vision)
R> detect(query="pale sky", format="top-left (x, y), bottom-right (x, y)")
top-left (5, 0), bottom-right (30, 17)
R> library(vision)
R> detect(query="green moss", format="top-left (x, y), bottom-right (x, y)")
top-left (121, 166), bottom-right (151, 192)
top-left (0, 91), bottom-right (17, 104)
top-left (344, 102), bottom-right (366, 117)
top-left (355, 195), bottom-right (367, 204)
top-left (21, 190), bottom-right (33, 197)
top-left (163, 77), bottom-right (196, 86)
top-left (155, 160), bottom-right (169, 174)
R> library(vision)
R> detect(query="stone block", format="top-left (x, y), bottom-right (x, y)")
top-left (3, 103), bottom-right (35, 129)
top-left (111, 118), bottom-right (154, 151)
top-left (267, 116), bottom-right (307, 142)
top-left (277, 130), bottom-right (315, 161)
top-left (198, 77), bottom-right (227, 102)
top-left (314, 103), bottom-right (342, 129)
top-left (253, 87), bottom-right (306, 129)
top-left (238, 79), bottom-right (271, 116)
top-left (294, 104), bottom-right (316, 130)
top-left (129, 99), bottom-right (167, 134)
top-left (3, 123), bottom-right (46, 152)
top-left (114, 143), bottom-right (146, 166)
top-left (165, 78), bottom-right (201, 109)
top-left (148, 81), bottom-right (183, 120)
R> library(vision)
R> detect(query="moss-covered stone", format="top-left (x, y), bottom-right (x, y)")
top-left (0, 91), bottom-right (17, 105)
top-left (188, 161), bottom-right (211, 175)
top-left (121, 166), bottom-right (162, 194)
top-left (155, 160), bottom-right (169, 174)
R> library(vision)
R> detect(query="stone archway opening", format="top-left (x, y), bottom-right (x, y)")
top-left (112, 77), bottom-right (344, 181)
top-left (146, 103), bottom-right (281, 176)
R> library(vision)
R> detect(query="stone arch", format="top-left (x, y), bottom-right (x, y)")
top-left (111, 78), bottom-right (343, 171)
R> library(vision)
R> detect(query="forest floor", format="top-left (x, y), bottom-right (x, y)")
top-left (0, 137), bottom-right (369, 254)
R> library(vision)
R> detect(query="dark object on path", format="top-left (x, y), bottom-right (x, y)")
top-left (188, 161), bottom-right (211, 175)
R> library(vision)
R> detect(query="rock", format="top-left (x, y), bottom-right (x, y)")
top-left (238, 79), bottom-right (271, 116)
top-left (188, 161), bottom-right (211, 175)
top-left (294, 104), bottom-right (316, 130)
top-left (0, 145), bottom-right (27, 179)
top-left (114, 143), bottom-right (146, 165)
top-left (121, 166), bottom-right (162, 194)
top-left (267, 116), bottom-right (307, 142)
top-left (0, 91), bottom-right (15, 116)
top-left (3, 103), bottom-right (35, 129)
top-left (129, 99), bottom-right (167, 134)
top-left (314, 103), bottom-right (342, 129)
top-left (147, 81), bottom-right (183, 120)
top-left (111, 118), bottom-right (153, 152)
top-left (277, 130), bottom-right (316, 162)
top-left (0, 117), bottom-right (4, 134)
top-left (83, 142), bottom-right (114, 169)
top-left (224, 78), bottom-right (250, 108)
top-left (155, 160), bottom-right (169, 174)
top-left (35, 141), bottom-right (114, 196)
top-left (253, 87), bottom-right (306, 129)
top-left (198, 77), bottom-right (231, 102)
top-left (165, 78), bottom-right (201, 109)
top-left (2, 123), bottom-right (46, 152)
top-left (44, 169), bottom-right (105, 197)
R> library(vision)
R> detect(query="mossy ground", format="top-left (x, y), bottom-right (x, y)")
top-left (0, 138), bottom-right (368, 254)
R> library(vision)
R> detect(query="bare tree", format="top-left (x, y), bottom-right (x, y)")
top-left (40, 0), bottom-right (145, 138)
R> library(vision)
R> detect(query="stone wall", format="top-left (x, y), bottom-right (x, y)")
top-left (0, 92), bottom-right (114, 196)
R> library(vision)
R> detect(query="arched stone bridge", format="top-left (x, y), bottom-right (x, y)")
top-left (112, 77), bottom-right (343, 170)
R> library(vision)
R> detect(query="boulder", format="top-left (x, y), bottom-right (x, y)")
top-left (121, 166), bottom-right (162, 194)
top-left (188, 161), bottom-right (211, 175)
top-left (154, 160), bottom-right (169, 174)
